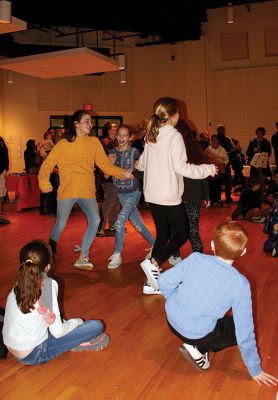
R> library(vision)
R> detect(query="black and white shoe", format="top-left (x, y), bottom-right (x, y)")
top-left (179, 344), bottom-right (210, 371)
top-left (143, 282), bottom-right (161, 295)
top-left (140, 259), bottom-right (160, 290)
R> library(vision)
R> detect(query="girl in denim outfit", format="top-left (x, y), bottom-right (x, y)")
top-left (107, 125), bottom-right (155, 270)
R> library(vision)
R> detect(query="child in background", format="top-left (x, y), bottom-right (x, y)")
top-left (230, 176), bottom-right (269, 223)
top-left (158, 222), bottom-right (277, 386)
top-left (3, 240), bottom-right (110, 365)
top-left (106, 125), bottom-right (155, 273)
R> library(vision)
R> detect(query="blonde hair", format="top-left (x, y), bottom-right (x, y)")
top-left (145, 97), bottom-right (178, 143)
top-left (213, 222), bottom-right (248, 261)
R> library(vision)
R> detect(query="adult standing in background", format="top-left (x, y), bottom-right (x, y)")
top-left (206, 135), bottom-right (229, 206)
top-left (39, 110), bottom-right (133, 271)
top-left (24, 139), bottom-right (49, 215)
top-left (0, 136), bottom-right (10, 225)
top-left (39, 129), bottom-right (58, 217)
top-left (216, 124), bottom-right (234, 203)
top-left (198, 130), bottom-right (210, 151)
top-left (24, 139), bottom-right (39, 174)
top-left (271, 121), bottom-right (278, 167)
top-left (246, 127), bottom-right (272, 177)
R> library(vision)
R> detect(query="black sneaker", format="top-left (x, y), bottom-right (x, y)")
top-left (0, 218), bottom-right (10, 226)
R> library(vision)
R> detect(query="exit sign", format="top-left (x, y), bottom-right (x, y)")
top-left (84, 104), bottom-right (92, 111)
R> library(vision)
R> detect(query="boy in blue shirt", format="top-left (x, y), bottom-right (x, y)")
top-left (158, 222), bottom-right (277, 386)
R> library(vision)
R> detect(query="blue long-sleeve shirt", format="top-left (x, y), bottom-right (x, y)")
top-left (158, 252), bottom-right (262, 377)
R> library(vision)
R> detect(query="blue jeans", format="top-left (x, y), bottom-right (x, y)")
top-left (19, 320), bottom-right (104, 366)
top-left (50, 198), bottom-right (100, 258)
top-left (114, 190), bottom-right (155, 253)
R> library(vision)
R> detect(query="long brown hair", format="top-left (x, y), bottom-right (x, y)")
top-left (64, 110), bottom-right (91, 142)
top-left (177, 118), bottom-right (225, 174)
top-left (14, 240), bottom-right (54, 313)
top-left (145, 97), bottom-right (179, 144)
top-left (176, 119), bottom-right (213, 165)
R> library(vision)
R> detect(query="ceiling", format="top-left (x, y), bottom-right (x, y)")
top-left (0, 0), bottom-right (272, 59)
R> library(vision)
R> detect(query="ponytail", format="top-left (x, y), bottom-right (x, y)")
top-left (15, 240), bottom-right (53, 313)
top-left (145, 97), bottom-right (178, 144)
top-left (63, 114), bottom-right (76, 142)
top-left (14, 260), bottom-right (42, 314)
top-left (145, 116), bottom-right (160, 143)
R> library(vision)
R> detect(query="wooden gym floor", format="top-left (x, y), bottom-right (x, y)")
top-left (0, 199), bottom-right (277, 400)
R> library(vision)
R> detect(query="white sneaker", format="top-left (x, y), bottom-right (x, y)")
top-left (179, 344), bottom-right (210, 371)
top-left (143, 282), bottom-right (162, 295)
top-left (74, 256), bottom-right (94, 271)
top-left (107, 253), bottom-right (122, 269)
top-left (168, 255), bottom-right (182, 265)
top-left (140, 259), bottom-right (160, 290)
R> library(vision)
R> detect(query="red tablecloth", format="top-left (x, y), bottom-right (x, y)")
top-left (6, 175), bottom-right (41, 211)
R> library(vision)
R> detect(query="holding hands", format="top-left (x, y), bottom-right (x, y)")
top-left (108, 154), bottom-right (116, 164)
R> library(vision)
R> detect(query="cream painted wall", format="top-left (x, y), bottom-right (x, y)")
top-left (133, 39), bottom-right (208, 134)
top-left (205, 0), bottom-right (278, 159)
top-left (0, 0), bottom-right (277, 172)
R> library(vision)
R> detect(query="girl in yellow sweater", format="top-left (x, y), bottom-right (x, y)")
top-left (39, 110), bottom-right (132, 270)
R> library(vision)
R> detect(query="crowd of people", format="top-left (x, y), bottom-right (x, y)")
top-left (0, 100), bottom-right (277, 388)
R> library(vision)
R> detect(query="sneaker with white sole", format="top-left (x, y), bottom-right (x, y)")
top-left (71, 333), bottom-right (110, 352)
top-left (272, 247), bottom-right (277, 257)
top-left (179, 344), bottom-right (210, 371)
top-left (140, 259), bottom-right (160, 290)
top-left (108, 253), bottom-right (122, 269)
top-left (74, 256), bottom-right (94, 271)
top-left (168, 255), bottom-right (182, 265)
top-left (143, 281), bottom-right (161, 295)
top-left (251, 216), bottom-right (266, 223)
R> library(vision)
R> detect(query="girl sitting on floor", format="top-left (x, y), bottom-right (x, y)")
top-left (3, 240), bottom-right (110, 365)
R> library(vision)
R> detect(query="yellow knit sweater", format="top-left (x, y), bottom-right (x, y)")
top-left (39, 136), bottom-right (125, 200)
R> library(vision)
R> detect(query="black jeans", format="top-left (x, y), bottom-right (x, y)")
top-left (149, 202), bottom-right (189, 265)
top-left (168, 316), bottom-right (237, 354)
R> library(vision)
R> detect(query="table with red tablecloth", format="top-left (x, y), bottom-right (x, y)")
top-left (6, 174), bottom-right (40, 211)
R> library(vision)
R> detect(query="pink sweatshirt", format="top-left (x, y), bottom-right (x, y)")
top-left (138, 125), bottom-right (216, 206)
